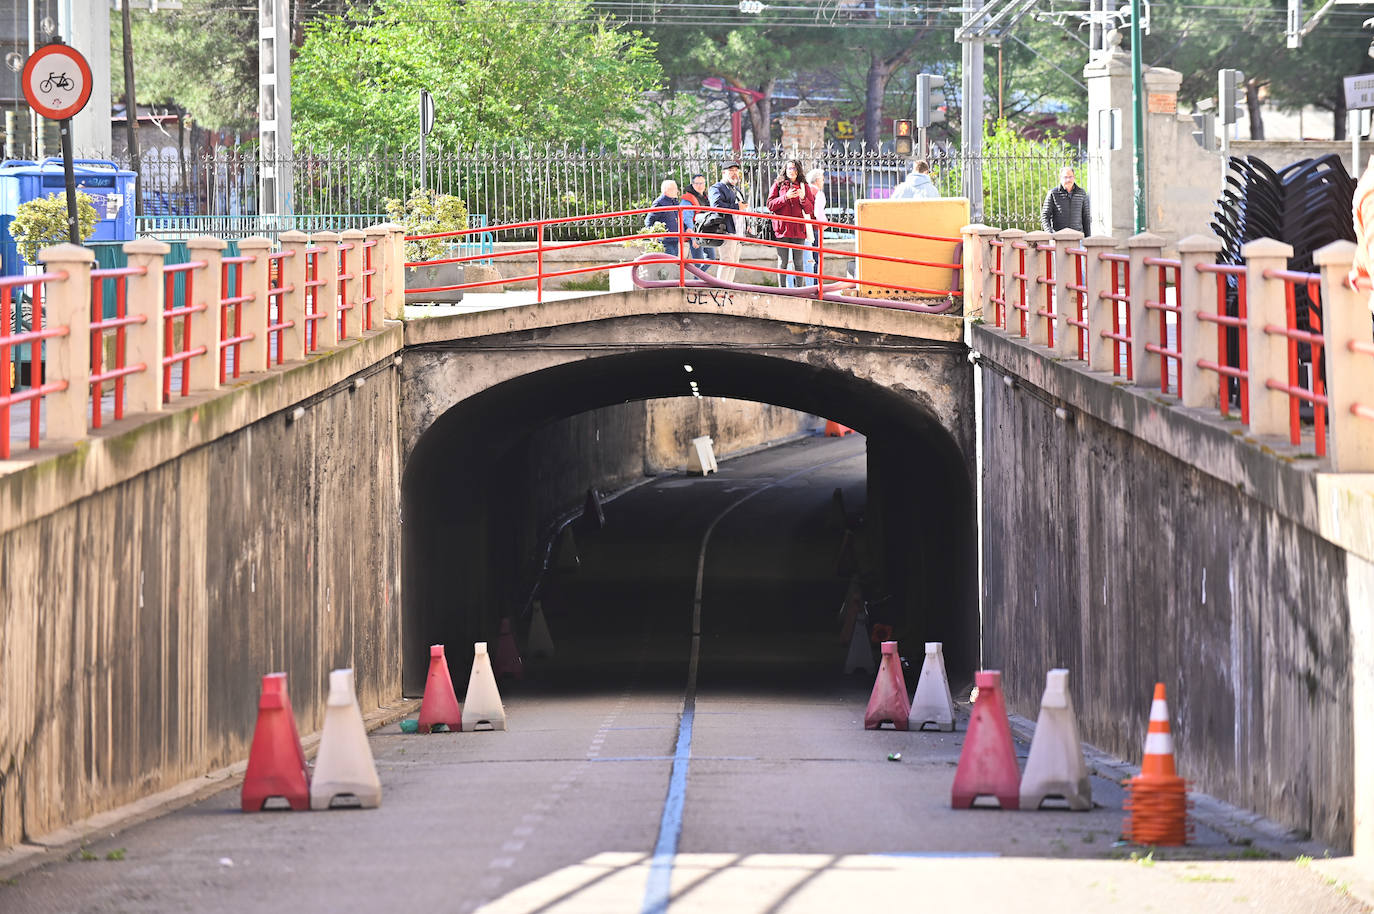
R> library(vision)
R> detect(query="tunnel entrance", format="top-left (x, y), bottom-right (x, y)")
top-left (400, 349), bottom-right (977, 696)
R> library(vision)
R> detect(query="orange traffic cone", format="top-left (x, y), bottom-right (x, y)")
top-left (951, 670), bottom-right (1020, 810)
top-left (824, 420), bottom-right (854, 437)
top-left (493, 618), bottom-right (524, 680)
top-left (417, 644), bottom-right (462, 733)
top-left (864, 641), bottom-right (910, 730)
top-left (242, 672), bottom-right (310, 811)
top-left (1124, 683), bottom-right (1190, 845)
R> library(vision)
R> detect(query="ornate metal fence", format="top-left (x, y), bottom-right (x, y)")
top-left (119, 144), bottom-right (1091, 241)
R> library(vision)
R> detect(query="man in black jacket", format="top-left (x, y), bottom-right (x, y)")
top-left (709, 162), bottom-right (745, 283)
top-left (1041, 166), bottom-right (1090, 234)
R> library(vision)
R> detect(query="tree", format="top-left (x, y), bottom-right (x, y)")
top-left (291, 0), bottom-right (663, 150)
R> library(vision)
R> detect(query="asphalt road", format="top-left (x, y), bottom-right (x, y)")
top-left (1, 433), bottom-right (1367, 914)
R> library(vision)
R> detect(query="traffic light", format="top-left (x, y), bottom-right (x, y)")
top-left (894, 118), bottom-right (913, 157)
top-left (1219, 69), bottom-right (1244, 126)
top-left (1190, 111), bottom-right (1214, 149)
top-left (915, 74), bottom-right (946, 129)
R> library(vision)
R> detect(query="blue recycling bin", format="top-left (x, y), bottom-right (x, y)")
top-left (0, 158), bottom-right (138, 278)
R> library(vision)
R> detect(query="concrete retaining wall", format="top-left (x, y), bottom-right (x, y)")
top-left (974, 322), bottom-right (1366, 849)
top-left (0, 331), bottom-right (404, 850)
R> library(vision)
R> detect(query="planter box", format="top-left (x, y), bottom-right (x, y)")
top-left (405, 262), bottom-right (464, 304)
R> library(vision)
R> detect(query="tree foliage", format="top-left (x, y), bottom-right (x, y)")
top-left (292, 0), bottom-right (663, 150)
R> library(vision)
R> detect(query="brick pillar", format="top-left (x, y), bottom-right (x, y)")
top-left (311, 231), bottom-right (342, 349)
top-left (236, 236), bottom-right (273, 373)
top-left (1023, 230), bottom-right (1052, 348)
top-left (1241, 237), bottom-right (1295, 439)
top-left (186, 237), bottom-right (225, 392)
top-left (122, 238), bottom-right (169, 414)
top-left (1177, 233), bottom-right (1224, 410)
top-left (1128, 232), bottom-right (1165, 390)
top-left (278, 230), bottom-right (311, 362)
top-left (37, 243), bottom-right (93, 441)
top-left (1051, 229), bottom-right (1084, 359)
top-left (1081, 235), bottom-right (1120, 373)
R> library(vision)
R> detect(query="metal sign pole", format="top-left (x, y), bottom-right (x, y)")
top-left (59, 117), bottom-right (79, 243)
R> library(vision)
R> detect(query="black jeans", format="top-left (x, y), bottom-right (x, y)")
top-left (776, 242), bottom-right (805, 288)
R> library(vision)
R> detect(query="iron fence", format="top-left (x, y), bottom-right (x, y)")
top-left (114, 144), bottom-right (1092, 241)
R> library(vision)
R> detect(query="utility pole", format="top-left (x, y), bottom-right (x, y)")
top-left (1129, 0), bottom-right (1145, 232)
top-left (259, 0), bottom-right (291, 218)
top-left (961, 9), bottom-right (985, 223)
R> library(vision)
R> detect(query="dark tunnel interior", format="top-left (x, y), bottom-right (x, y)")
top-left (400, 348), bottom-right (978, 695)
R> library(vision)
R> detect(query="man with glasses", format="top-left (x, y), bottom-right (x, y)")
top-left (1041, 166), bottom-right (1091, 234)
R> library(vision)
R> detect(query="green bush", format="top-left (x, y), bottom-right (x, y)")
top-left (9, 192), bottom-right (99, 265)
top-left (977, 120), bottom-right (1084, 232)
top-left (384, 188), bottom-right (469, 262)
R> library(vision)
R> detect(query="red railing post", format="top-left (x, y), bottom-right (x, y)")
top-left (1128, 232), bottom-right (1165, 390)
top-left (1314, 239), bottom-right (1374, 470)
top-left (38, 243), bottom-right (92, 441)
top-left (999, 229), bottom-right (1026, 335)
top-left (678, 204), bottom-right (687, 287)
top-left (536, 223), bottom-right (544, 304)
top-left (1242, 237), bottom-right (1295, 440)
top-left (1081, 235), bottom-right (1120, 373)
top-left (311, 231), bottom-right (342, 349)
top-left (278, 231), bottom-right (311, 362)
top-left (816, 220), bottom-right (828, 302)
top-left (340, 229), bottom-right (366, 338)
top-left (186, 237), bottom-right (225, 393)
top-left (1177, 234), bottom-right (1224, 411)
top-left (237, 236), bottom-right (272, 373)
top-left (1051, 229), bottom-right (1083, 359)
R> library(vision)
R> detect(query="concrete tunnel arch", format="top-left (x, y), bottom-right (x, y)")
top-left (400, 347), bottom-right (977, 695)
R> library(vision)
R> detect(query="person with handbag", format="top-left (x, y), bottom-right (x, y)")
top-left (681, 173), bottom-right (718, 271)
top-left (708, 161), bottom-right (747, 284)
top-left (766, 159), bottom-right (816, 288)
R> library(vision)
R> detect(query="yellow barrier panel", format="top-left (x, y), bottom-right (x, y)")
top-left (854, 197), bottom-right (970, 300)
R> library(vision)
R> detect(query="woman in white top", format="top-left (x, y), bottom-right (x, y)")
top-left (805, 168), bottom-right (827, 283)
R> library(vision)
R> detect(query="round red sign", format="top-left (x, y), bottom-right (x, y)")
top-left (21, 43), bottom-right (93, 121)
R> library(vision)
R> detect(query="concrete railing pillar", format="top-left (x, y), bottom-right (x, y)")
top-left (1128, 232), bottom-right (1166, 390)
top-left (362, 226), bottom-right (388, 330)
top-left (278, 230), bottom-right (311, 362)
top-left (960, 224), bottom-right (1000, 323)
top-left (1081, 235), bottom-right (1120, 374)
top-left (122, 238), bottom-right (169, 414)
top-left (311, 231), bottom-right (342, 349)
top-left (186, 237), bottom-right (226, 392)
top-left (1242, 237), bottom-right (1296, 439)
top-left (36, 243), bottom-right (93, 441)
top-left (1051, 229), bottom-right (1084, 359)
top-left (1177, 234), bottom-right (1224, 411)
top-left (340, 229), bottom-right (366, 339)
top-left (999, 229), bottom-right (1026, 335)
top-left (236, 236), bottom-right (273, 374)
top-left (1314, 240), bottom-right (1374, 471)
top-left (1023, 230), bottom-right (1053, 348)
top-left (372, 222), bottom-right (407, 322)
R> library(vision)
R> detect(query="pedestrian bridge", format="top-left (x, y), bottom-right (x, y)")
top-left (1, 218), bottom-right (1372, 869)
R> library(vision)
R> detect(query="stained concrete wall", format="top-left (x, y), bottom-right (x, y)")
top-left (974, 322), bottom-right (1366, 850)
top-left (0, 332), bottom-right (404, 851)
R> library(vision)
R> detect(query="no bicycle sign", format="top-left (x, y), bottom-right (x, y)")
top-left (21, 41), bottom-right (93, 122)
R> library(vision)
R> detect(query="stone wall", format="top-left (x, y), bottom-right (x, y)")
top-left (974, 322), bottom-right (1367, 850)
top-left (0, 332), bottom-right (404, 851)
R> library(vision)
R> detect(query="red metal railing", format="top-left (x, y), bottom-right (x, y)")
top-left (989, 239), bottom-right (1007, 328)
top-left (1264, 267), bottom-right (1327, 455)
top-left (162, 261), bottom-right (209, 401)
top-left (303, 246), bottom-right (325, 353)
top-left (360, 239), bottom-right (378, 331)
top-left (1195, 264), bottom-right (1249, 424)
top-left (266, 250), bottom-right (295, 365)
top-left (220, 255), bottom-right (256, 383)
top-left (1064, 246), bottom-right (1089, 359)
top-left (1099, 251), bottom-right (1132, 379)
top-left (1143, 256), bottom-right (1182, 397)
top-left (90, 265), bottom-right (148, 428)
top-left (1, 272), bottom-right (69, 458)
top-left (405, 205), bottom-right (964, 310)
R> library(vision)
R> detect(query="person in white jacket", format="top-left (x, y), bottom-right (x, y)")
top-left (890, 160), bottom-right (940, 200)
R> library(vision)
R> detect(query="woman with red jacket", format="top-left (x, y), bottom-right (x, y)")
top-left (766, 159), bottom-right (816, 288)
